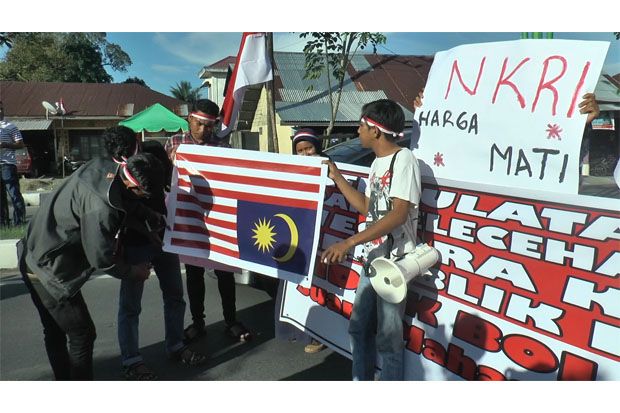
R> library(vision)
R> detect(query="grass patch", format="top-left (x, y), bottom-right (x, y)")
top-left (19, 177), bottom-right (66, 192)
top-left (0, 224), bottom-right (27, 240)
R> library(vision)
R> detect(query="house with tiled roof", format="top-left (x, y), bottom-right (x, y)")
top-left (201, 52), bottom-right (619, 175)
top-left (0, 81), bottom-right (186, 176)
top-left (199, 51), bottom-right (433, 153)
top-left (198, 56), bottom-right (237, 110)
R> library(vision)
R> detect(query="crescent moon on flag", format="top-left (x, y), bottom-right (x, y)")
top-left (272, 213), bottom-right (299, 263)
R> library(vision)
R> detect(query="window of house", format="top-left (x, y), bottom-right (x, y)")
top-left (68, 130), bottom-right (106, 161)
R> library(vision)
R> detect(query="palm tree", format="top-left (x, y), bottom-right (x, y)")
top-left (169, 81), bottom-right (202, 106)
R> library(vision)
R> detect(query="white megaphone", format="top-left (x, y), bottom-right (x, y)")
top-left (368, 243), bottom-right (440, 304)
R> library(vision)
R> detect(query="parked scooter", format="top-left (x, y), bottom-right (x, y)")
top-left (62, 156), bottom-right (85, 175)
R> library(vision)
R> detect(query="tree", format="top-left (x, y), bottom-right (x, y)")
top-left (0, 32), bottom-right (16, 49)
top-left (0, 33), bottom-right (131, 82)
top-left (123, 77), bottom-right (148, 87)
top-left (299, 32), bottom-right (387, 138)
top-left (169, 81), bottom-right (203, 106)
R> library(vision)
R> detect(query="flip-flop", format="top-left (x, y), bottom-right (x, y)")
top-left (225, 322), bottom-right (253, 342)
top-left (184, 323), bottom-right (206, 342)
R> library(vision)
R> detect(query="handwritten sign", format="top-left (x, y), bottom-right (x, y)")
top-left (416, 39), bottom-right (609, 194)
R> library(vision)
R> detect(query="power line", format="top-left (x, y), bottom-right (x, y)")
top-left (377, 43), bottom-right (399, 55)
top-left (274, 36), bottom-right (306, 52)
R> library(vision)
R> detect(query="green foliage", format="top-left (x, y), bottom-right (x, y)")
top-left (169, 81), bottom-right (203, 106)
top-left (0, 32), bottom-right (131, 83)
top-left (0, 32), bottom-right (16, 48)
top-left (123, 77), bottom-right (148, 87)
top-left (299, 32), bottom-right (386, 135)
top-left (0, 224), bottom-right (27, 240)
top-left (520, 33), bottom-right (554, 39)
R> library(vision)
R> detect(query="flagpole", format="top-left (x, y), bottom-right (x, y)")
top-left (265, 32), bottom-right (279, 153)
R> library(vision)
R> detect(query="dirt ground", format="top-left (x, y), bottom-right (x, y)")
top-left (19, 177), bottom-right (66, 192)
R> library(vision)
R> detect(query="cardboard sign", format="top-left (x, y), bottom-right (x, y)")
top-left (416, 39), bottom-right (609, 194)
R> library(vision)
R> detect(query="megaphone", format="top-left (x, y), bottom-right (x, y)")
top-left (368, 243), bottom-right (440, 304)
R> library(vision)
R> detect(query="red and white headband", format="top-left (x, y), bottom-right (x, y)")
top-left (361, 116), bottom-right (404, 138)
top-left (190, 112), bottom-right (218, 122)
top-left (122, 164), bottom-right (142, 188)
top-left (114, 159), bottom-right (146, 193)
top-left (292, 132), bottom-right (318, 142)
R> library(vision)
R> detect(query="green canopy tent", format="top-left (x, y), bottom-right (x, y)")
top-left (119, 103), bottom-right (188, 139)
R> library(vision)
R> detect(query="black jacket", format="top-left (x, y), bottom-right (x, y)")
top-left (22, 157), bottom-right (143, 301)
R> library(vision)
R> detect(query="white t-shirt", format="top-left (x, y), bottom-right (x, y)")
top-left (359, 148), bottom-right (421, 264)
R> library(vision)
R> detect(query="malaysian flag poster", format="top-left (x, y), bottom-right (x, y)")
top-left (163, 144), bottom-right (328, 284)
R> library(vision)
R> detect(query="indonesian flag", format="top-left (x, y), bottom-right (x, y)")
top-left (217, 32), bottom-right (273, 138)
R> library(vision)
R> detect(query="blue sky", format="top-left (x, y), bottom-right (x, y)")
top-left (105, 32), bottom-right (619, 96)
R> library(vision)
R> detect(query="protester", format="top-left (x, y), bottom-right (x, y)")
top-left (282, 128), bottom-right (327, 354)
top-left (17, 150), bottom-right (164, 380)
top-left (165, 99), bottom-right (252, 343)
top-left (578, 93), bottom-right (601, 174)
top-left (1, 175), bottom-right (9, 226)
top-left (105, 127), bottom-right (206, 381)
top-left (0, 101), bottom-right (26, 226)
top-left (579, 92), bottom-right (600, 125)
top-left (321, 99), bottom-right (421, 380)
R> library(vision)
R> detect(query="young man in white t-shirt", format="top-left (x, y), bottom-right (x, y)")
top-left (322, 99), bottom-right (421, 381)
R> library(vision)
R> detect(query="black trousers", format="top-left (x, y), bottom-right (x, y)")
top-left (18, 242), bottom-right (96, 380)
top-left (185, 264), bottom-right (236, 327)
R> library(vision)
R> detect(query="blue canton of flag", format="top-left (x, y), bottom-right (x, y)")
top-left (237, 200), bottom-right (317, 276)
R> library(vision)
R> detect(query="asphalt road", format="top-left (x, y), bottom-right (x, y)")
top-left (0, 269), bottom-right (351, 381)
top-left (2, 192), bottom-right (352, 381)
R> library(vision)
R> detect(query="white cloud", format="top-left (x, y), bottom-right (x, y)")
top-left (153, 33), bottom-right (242, 66)
top-left (151, 64), bottom-right (184, 74)
top-left (274, 33), bottom-right (306, 52)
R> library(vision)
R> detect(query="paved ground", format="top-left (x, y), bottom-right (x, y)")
top-left (0, 269), bottom-right (351, 381)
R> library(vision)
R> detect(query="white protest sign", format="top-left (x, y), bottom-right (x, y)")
top-left (279, 162), bottom-right (369, 356)
top-left (282, 169), bottom-right (620, 380)
top-left (416, 39), bottom-right (609, 194)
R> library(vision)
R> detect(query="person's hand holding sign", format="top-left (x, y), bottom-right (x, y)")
top-left (413, 88), bottom-right (424, 109)
top-left (321, 239), bottom-right (354, 264)
top-left (579, 93), bottom-right (600, 124)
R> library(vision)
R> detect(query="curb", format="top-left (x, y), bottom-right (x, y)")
top-left (0, 238), bottom-right (254, 283)
top-left (0, 239), bottom-right (19, 270)
top-left (22, 191), bottom-right (52, 207)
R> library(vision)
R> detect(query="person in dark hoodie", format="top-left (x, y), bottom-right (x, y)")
top-left (104, 129), bottom-right (206, 381)
top-left (17, 141), bottom-right (164, 380)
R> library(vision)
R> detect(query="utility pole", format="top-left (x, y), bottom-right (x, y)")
top-left (265, 32), bottom-right (279, 153)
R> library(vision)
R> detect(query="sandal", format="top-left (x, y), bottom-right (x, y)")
top-left (225, 322), bottom-right (253, 342)
top-left (173, 348), bottom-right (207, 366)
top-left (123, 362), bottom-right (158, 380)
top-left (183, 322), bottom-right (206, 343)
top-left (304, 339), bottom-right (326, 354)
